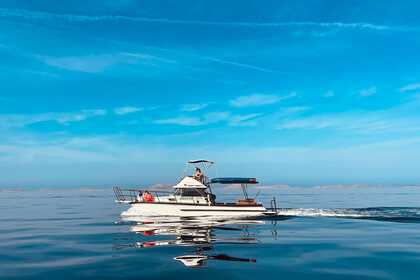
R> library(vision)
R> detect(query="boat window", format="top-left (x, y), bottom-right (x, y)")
top-left (177, 188), bottom-right (206, 197)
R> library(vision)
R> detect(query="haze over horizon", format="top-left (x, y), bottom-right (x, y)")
top-left (1, 1), bottom-right (420, 187)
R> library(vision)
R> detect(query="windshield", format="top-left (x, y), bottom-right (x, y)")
top-left (174, 188), bottom-right (207, 197)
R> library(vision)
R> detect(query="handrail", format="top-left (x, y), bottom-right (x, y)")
top-left (113, 187), bottom-right (138, 203)
top-left (114, 186), bottom-right (211, 205)
top-left (113, 186), bottom-right (174, 203)
top-left (119, 188), bottom-right (172, 194)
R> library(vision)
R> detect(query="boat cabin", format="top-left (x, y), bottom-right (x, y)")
top-left (170, 176), bottom-right (212, 205)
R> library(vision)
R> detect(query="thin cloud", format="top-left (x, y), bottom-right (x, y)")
top-left (0, 109), bottom-right (107, 128)
top-left (114, 106), bottom-right (142, 115)
top-left (155, 111), bottom-right (231, 126)
top-left (359, 86), bottom-right (377, 97)
top-left (275, 97), bottom-right (420, 133)
top-left (120, 52), bottom-right (176, 64)
top-left (1, 8), bottom-right (418, 32)
top-left (276, 110), bottom-right (420, 134)
top-left (37, 54), bottom-right (129, 73)
top-left (228, 113), bottom-right (262, 127)
top-left (203, 111), bottom-right (230, 123)
top-left (154, 117), bottom-right (204, 126)
top-left (37, 52), bottom-right (172, 73)
top-left (230, 92), bottom-right (296, 107)
top-left (137, 46), bottom-right (274, 74)
top-left (154, 112), bottom-right (230, 126)
top-left (200, 56), bottom-right (273, 73)
top-left (275, 106), bottom-right (311, 117)
top-left (155, 111), bottom-right (261, 127)
top-left (180, 103), bottom-right (209, 112)
top-left (55, 109), bottom-right (106, 124)
top-left (400, 83), bottom-right (420, 93)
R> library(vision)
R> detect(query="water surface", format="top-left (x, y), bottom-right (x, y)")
top-left (1, 186), bottom-right (420, 279)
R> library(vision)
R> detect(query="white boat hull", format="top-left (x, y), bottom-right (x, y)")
top-left (121, 202), bottom-right (268, 218)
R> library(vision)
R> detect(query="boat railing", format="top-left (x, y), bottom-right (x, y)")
top-left (267, 197), bottom-right (278, 212)
top-left (113, 187), bottom-right (173, 203)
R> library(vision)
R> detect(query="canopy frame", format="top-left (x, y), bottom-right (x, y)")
top-left (183, 160), bottom-right (216, 190)
top-left (210, 178), bottom-right (258, 185)
top-left (187, 159), bottom-right (214, 164)
top-left (210, 177), bottom-right (259, 200)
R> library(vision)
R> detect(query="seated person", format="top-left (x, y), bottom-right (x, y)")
top-left (193, 167), bottom-right (204, 183)
top-left (207, 192), bottom-right (216, 204)
top-left (136, 190), bottom-right (143, 202)
top-left (142, 191), bottom-right (154, 202)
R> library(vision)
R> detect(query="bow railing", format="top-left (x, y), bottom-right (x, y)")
top-left (113, 187), bottom-right (172, 203)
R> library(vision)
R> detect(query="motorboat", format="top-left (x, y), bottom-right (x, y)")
top-left (113, 160), bottom-right (278, 218)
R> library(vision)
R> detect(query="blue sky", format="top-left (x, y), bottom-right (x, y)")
top-left (1, 0), bottom-right (420, 187)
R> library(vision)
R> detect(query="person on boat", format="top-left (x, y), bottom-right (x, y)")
top-left (207, 192), bottom-right (216, 205)
top-left (193, 167), bottom-right (204, 183)
top-left (142, 191), bottom-right (154, 202)
top-left (136, 190), bottom-right (143, 202)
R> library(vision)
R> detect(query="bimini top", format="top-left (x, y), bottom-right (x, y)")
top-left (210, 177), bottom-right (259, 185)
top-left (174, 176), bottom-right (207, 189)
top-left (188, 159), bottom-right (214, 164)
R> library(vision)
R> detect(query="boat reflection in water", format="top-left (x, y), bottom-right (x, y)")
top-left (116, 216), bottom-right (274, 267)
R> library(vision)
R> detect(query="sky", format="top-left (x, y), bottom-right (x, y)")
top-left (1, 0), bottom-right (420, 187)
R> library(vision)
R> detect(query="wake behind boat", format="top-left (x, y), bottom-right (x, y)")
top-left (113, 160), bottom-right (278, 218)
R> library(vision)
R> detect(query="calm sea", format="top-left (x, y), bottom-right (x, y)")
top-left (1, 186), bottom-right (420, 279)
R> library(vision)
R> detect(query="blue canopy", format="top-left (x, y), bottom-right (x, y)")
top-left (210, 177), bottom-right (258, 185)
